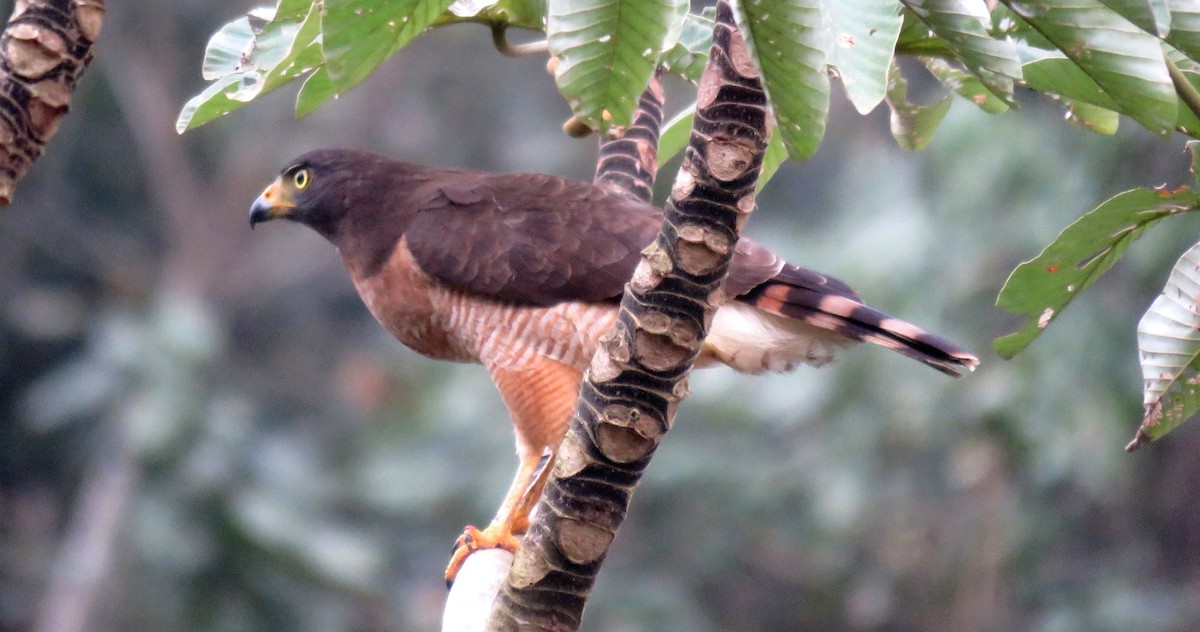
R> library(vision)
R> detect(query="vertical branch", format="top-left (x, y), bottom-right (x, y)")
top-left (34, 418), bottom-right (139, 632)
top-left (443, 61), bottom-right (671, 632)
top-left (0, 0), bottom-right (104, 208)
top-left (593, 72), bottom-right (665, 203)
top-left (489, 2), bottom-right (771, 629)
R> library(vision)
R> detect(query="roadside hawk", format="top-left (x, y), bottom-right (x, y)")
top-left (248, 148), bottom-right (978, 582)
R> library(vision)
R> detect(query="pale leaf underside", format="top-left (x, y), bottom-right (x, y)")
top-left (1134, 240), bottom-right (1200, 448)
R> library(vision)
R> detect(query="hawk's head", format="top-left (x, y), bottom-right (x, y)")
top-left (249, 148), bottom-right (394, 240)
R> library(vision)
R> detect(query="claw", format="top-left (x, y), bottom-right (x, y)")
top-left (444, 523), bottom-right (522, 587)
top-left (444, 449), bottom-right (557, 587)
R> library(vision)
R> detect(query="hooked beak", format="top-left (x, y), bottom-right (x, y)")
top-left (249, 177), bottom-right (295, 228)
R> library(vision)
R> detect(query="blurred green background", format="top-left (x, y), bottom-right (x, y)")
top-left (4, 2), bottom-right (1200, 631)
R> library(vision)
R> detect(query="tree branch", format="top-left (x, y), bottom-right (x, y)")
top-left (487, 2), bottom-right (771, 628)
top-left (443, 55), bottom-right (669, 632)
top-left (593, 71), bottom-right (664, 203)
top-left (0, 0), bottom-right (103, 208)
top-left (33, 418), bottom-right (139, 632)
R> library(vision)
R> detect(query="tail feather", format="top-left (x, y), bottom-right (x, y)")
top-left (741, 278), bottom-right (979, 377)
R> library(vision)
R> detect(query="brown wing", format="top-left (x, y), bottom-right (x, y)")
top-left (405, 171), bottom-right (662, 306)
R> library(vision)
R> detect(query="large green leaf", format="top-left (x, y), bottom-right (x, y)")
top-left (995, 187), bottom-right (1200, 358)
top-left (735, 0), bottom-right (829, 160)
top-left (548, 0), bottom-right (688, 135)
top-left (321, 0), bottom-right (455, 94)
top-left (900, 0), bottom-right (1022, 104)
top-left (823, 0), bottom-right (903, 114)
top-left (1001, 0), bottom-right (1176, 135)
top-left (1021, 45), bottom-right (1200, 135)
top-left (177, 2), bottom-right (323, 132)
top-left (1132, 239), bottom-right (1200, 448)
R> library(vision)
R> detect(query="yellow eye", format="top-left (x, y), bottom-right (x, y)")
top-left (292, 168), bottom-right (310, 190)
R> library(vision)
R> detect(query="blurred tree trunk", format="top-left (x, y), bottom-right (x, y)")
top-left (0, 0), bottom-right (103, 207)
top-left (34, 418), bottom-right (138, 632)
top-left (488, 2), bottom-right (772, 628)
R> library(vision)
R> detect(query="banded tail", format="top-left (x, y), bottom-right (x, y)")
top-left (703, 264), bottom-right (979, 377)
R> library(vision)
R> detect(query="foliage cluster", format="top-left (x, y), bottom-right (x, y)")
top-left (183, 0), bottom-right (1200, 448)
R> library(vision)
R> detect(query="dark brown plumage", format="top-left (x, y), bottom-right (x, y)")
top-left (249, 148), bottom-right (978, 580)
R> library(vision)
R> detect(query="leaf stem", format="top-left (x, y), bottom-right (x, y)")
top-left (1167, 55), bottom-right (1200, 129)
top-left (491, 23), bottom-right (548, 58)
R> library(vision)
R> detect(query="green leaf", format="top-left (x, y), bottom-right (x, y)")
top-left (1096, 0), bottom-right (1171, 37)
top-left (1021, 53), bottom-right (1122, 111)
top-left (899, 0), bottom-right (1023, 104)
top-left (1061, 99), bottom-right (1120, 134)
top-left (923, 57), bottom-right (1009, 113)
top-left (994, 187), bottom-right (1200, 358)
top-left (177, 75), bottom-right (246, 133)
top-left (757, 133), bottom-right (788, 193)
top-left (445, 0), bottom-right (549, 30)
top-left (178, 1), bottom-right (324, 132)
top-left (1020, 45), bottom-right (1125, 132)
top-left (823, 0), bottom-right (903, 114)
top-left (660, 9), bottom-right (714, 83)
top-left (736, 0), bottom-right (829, 160)
top-left (322, 0), bottom-right (455, 94)
top-left (1132, 239), bottom-right (1200, 447)
top-left (1164, 1), bottom-right (1200, 62)
top-left (548, 0), bottom-right (689, 135)
top-left (885, 61), bottom-right (952, 150)
top-left (1001, 0), bottom-right (1176, 135)
top-left (1022, 46), bottom-right (1200, 136)
top-left (295, 67), bottom-right (337, 117)
top-left (274, 0), bottom-right (319, 21)
top-left (201, 14), bottom-right (256, 81)
top-left (658, 105), bottom-right (694, 164)
top-left (895, 8), bottom-right (948, 56)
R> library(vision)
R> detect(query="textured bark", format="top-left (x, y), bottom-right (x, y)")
top-left (0, 0), bottom-right (102, 208)
top-left (488, 3), bottom-right (770, 629)
top-left (443, 61), bottom-right (672, 632)
top-left (592, 72), bottom-right (664, 204)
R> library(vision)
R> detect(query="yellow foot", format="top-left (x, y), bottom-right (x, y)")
top-left (444, 524), bottom-right (522, 587)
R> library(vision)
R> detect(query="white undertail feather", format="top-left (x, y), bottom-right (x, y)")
top-left (699, 302), bottom-right (853, 374)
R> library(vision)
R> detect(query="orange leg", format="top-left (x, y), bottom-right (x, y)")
top-left (444, 449), bottom-right (555, 584)
top-left (444, 358), bottom-right (581, 585)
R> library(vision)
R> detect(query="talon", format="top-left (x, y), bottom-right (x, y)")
top-left (444, 449), bottom-right (556, 587)
top-left (444, 523), bottom-right (522, 587)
